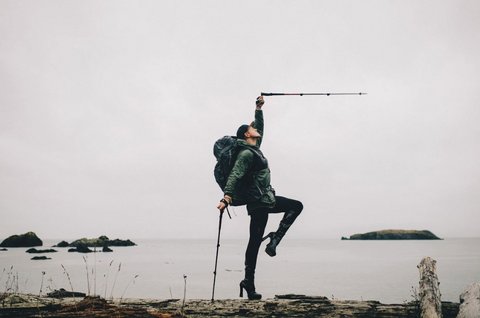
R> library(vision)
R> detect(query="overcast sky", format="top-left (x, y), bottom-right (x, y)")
top-left (1, 0), bottom-right (479, 241)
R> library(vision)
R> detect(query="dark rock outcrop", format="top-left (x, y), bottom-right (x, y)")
top-left (47, 288), bottom-right (87, 298)
top-left (26, 248), bottom-right (57, 254)
top-left (68, 242), bottom-right (93, 253)
top-left (53, 241), bottom-right (69, 247)
top-left (102, 245), bottom-right (113, 252)
top-left (342, 229), bottom-right (441, 240)
top-left (106, 238), bottom-right (136, 247)
top-left (55, 236), bottom-right (136, 249)
top-left (0, 232), bottom-right (43, 247)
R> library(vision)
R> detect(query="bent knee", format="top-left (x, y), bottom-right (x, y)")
top-left (293, 200), bottom-right (303, 215)
top-left (295, 201), bottom-right (303, 214)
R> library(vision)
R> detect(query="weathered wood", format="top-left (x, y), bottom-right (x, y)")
top-left (418, 256), bottom-right (443, 318)
top-left (456, 283), bottom-right (480, 318)
top-left (0, 293), bottom-right (462, 318)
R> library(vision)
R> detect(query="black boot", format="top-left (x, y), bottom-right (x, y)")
top-left (262, 223), bottom-right (289, 257)
top-left (239, 268), bottom-right (262, 300)
top-left (262, 210), bottom-right (299, 257)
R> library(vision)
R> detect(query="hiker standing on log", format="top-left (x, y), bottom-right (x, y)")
top-left (216, 96), bottom-right (303, 300)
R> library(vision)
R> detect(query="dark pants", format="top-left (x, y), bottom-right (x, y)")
top-left (244, 196), bottom-right (303, 275)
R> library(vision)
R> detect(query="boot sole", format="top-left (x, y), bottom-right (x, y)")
top-left (265, 246), bottom-right (276, 257)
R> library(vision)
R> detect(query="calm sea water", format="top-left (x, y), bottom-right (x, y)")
top-left (1, 238), bottom-right (479, 303)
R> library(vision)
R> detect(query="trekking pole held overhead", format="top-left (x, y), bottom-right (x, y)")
top-left (261, 92), bottom-right (366, 96)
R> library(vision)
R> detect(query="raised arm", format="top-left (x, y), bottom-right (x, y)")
top-left (217, 96), bottom-right (265, 212)
top-left (254, 96), bottom-right (264, 148)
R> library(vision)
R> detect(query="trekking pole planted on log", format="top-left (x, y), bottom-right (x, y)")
top-left (211, 206), bottom-right (231, 302)
top-left (261, 92), bottom-right (366, 96)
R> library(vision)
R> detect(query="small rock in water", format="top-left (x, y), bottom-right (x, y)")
top-left (103, 245), bottom-right (113, 252)
top-left (54, 241), bottom-right (69, 247)
top-left (26, 248), bottom-right (57, 253)
top-left (31, 256), bottom-right (51, 260)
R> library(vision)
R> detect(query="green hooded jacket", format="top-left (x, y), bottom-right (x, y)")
top-left (224, 109), bottom-right (276, 212)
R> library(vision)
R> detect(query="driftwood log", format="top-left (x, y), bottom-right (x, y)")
top-left (418, 256), bottom-right (443, 318)
top-left (0, 293), bottom-right (462, 318)
top-left (456, 283), bottom-right (480, 318)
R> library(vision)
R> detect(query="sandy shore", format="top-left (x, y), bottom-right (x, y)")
top-left (0, 293), bottom-right (460, 317)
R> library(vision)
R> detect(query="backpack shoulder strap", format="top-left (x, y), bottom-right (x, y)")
top-left (236, 146), bottom-right (268, 174)
top-left (235, 147), bottom-right (255, 165)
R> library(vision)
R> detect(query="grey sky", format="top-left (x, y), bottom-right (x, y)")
top-left (1, 1), bottom-right (479, 241)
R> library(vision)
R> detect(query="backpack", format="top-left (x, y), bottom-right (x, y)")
top-left (213, 136), bottom-right (262, 206)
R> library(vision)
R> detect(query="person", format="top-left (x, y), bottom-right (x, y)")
top-left (216, 96), bottom-right (303, 300)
